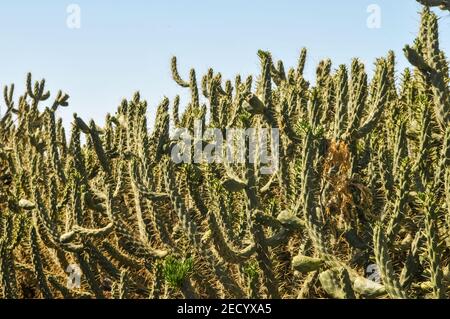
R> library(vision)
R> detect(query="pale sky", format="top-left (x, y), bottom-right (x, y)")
top-left (0, 1), bottom-right (449, 127)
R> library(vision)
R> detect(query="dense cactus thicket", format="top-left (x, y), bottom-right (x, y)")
top-left (1, 6), bottom-right (450, 299)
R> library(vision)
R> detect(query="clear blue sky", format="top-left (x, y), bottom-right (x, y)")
top-left (0, 1), bottom-right (449, 126)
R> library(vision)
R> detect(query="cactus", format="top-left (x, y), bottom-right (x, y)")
top-left (0, 4), bottom-right (449, 299)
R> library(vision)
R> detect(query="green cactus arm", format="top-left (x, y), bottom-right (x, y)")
top-left (319, 267), bottom-right (356, 299)
top-left (422, 193), bottom-right (446, 299)
top-left (30, 226), bottom-right (53, 299)
top-left (373, 224), bottom-right (408, 299)
top-left (118, 269), bottom-right (130, 299)
top-left (47, 275), bottom-right (93, 299)
top-left (0, 244), bottom-right (19, 298)
top-left (149, 263), bottom-right (164, 299)
top-left (172, 95), bottom-right (181, 128)
top-left (60, 223), bottom-right (114, 243)
top-left (75, 251), bottom-right (105, 299)
top-left (128, 161), bottom-right (152, 245)
top-left (333, 65), bottom-right (349, 139)
top-left (201, 251), bottom-right (246, 298)
top-left (345, 60), bottom-right (368, 140)
top-left (399, 232), bottom-right (422, 289)
top-left (88, 120), bottom-right (112, 177)
top-left (207, 210), bottom-right (253, 264)
top-left (351, 59), bottom-right (389, 140)
top-left (250, 212), bottom-right (280, 299)
top-left (101, 241), bottom-right (143, 271)
top-left (385, 162), bottom-right (410, 242)
top-left (297, 48), bottom-right (308, 77)
top-left (163, 159), bottom-right (200, 248)
top-left (171, 56), bottom-right (190, 88)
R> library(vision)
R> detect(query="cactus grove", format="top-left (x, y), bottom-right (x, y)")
top-left (0, 5), bottom-right (450, 299)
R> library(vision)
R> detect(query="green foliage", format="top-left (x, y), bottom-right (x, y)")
top-left (162, 257), bottom-right (194, 289)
